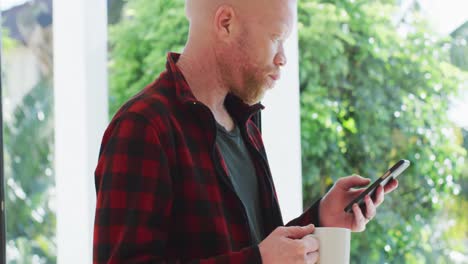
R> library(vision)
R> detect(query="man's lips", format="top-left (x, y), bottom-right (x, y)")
top-left (269, 74), bottom-right (280, 81)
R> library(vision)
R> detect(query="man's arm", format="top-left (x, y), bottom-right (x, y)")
top-left (285, 175), bottom-right (399, 232)
top-left (284, 198), bottom-right (322, 228)
top-left (93, 113), bottom-right (261, 264)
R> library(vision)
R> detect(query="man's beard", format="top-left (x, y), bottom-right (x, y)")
top-left (218, 50), bottom-right (269, 105)
top-left (216, 25), bottom-right (273, 105)
top-left (230, 66), bottom-right (267, 105)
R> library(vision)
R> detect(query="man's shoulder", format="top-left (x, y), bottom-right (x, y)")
top-left (111, 72), bottom-right (178, 129)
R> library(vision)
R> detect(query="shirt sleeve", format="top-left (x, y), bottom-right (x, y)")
top-left (93, 113), bottom-right (262, 264)
top-left (284, 198), bottom-right (322, 227)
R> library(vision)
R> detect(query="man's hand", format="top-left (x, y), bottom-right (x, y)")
top-left (319, 175), bottom-right (399, 232)
top-left (259, 224), bottom-right (319, 264)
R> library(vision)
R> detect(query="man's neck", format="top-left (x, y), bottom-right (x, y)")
top-left (177, 45), bottom-right (235, 131)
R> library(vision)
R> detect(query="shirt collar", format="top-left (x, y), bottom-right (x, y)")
top-left (166, 52), bottom-right (264, 123)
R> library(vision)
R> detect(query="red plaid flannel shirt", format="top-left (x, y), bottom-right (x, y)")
top-left (93, 53), bottom-right (321, 263)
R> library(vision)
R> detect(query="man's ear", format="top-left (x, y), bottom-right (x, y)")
top-left (214, 5), bottom-right (236, 40)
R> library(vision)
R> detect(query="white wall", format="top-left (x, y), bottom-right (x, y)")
top-left (53, 0), bottom-right (108, 262)
top-left (261, 8), bottom-right (303, 224)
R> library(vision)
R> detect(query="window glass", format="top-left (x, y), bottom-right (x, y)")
top-left (1, 0), bottom-right (55, 262)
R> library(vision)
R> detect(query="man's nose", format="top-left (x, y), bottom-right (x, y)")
top-left (275, 53), bottom-right (287, 67)
top-left (274, 45), bottom-right (287, 67)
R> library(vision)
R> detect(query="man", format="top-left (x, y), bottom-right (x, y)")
top-left (93, 0), bottom-right (398, 263)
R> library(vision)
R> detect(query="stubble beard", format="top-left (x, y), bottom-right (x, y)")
top-left (217, 32), bottom-right (269, 105)
top-left (233, 65), bottom-right (267, 105)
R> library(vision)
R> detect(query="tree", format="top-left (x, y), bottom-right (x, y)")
top-left (299, 0), bottom-right (468, 262)
top-left (108, 0), bottom-right (187, 116)
top-left (450, 21), bottom-right (468, 71)
top-left (109, 0), bottom-right (468, 262)
top-left (4, 79), bottom-right (56, 263)
top-left (2, 1), bottom-right (56, 262)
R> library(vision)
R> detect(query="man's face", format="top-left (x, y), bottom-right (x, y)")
top-left (216, 0), bottom-right (295, 105)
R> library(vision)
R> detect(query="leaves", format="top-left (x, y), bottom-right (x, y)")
top-left (4, 79), bottom-right (56, 263)
top-left (108, 0), bottom-right (187, 116)
top-left (299, 0), bottom-right (468, 262)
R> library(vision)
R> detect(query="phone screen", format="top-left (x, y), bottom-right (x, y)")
top-left (344, 159), bottom-right (411, 213)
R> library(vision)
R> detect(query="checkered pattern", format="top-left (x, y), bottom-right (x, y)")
top-left (93, 53), bottom-right (321, 263)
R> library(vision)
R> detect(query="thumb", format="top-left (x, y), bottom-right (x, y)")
top-left (282, 224), bottom-right (315, 239)
top-left (337, 175), bottom-right (371, 190)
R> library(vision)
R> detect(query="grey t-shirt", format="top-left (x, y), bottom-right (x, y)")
top-left (215, 122), bottom-right (264, 244)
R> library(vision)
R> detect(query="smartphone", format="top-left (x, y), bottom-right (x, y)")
top-left (344, 159), bottom-right (411, 213)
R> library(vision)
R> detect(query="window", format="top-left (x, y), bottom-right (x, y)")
top-left (1, 0), bottom-right (55, 262)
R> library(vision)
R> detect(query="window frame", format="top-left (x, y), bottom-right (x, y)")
top-left (0, 10), bottom-right (6, 263)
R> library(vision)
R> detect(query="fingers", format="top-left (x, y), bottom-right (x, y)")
top-left (373, 186), bottom-right (384, 206)
top-left (352, 203), bottom-right (367, 232)
top-left (364, 195), bottom-right (376, 220)
top-left (306, 251), bottom-right (319, 264)
top-left (383, 179), bottom-right (399, 194)
top-left (337, 175), bottom-right (371, 190)
top-left (280, 224), bottom-right (315, 239)
top-left (301, 234), bottom-right (320, 253)
top-left (352, 193), bottom-right (379, 232)
top-left (300, 235), bottom-right (320, 263)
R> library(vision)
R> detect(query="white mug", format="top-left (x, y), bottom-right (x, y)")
top-left (309, 227), bottom-right (351, 264)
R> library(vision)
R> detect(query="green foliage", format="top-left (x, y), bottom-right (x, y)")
top-left (299, 0), bottom-right (468, 262)
top-left (108, 0), bottom-right (126, 25)
top-left (450, 22), bottom-right (468, 71)
top-left (1, 28), bottom-right (18, 52)
top-left (108, 0), bottom-right (188, 116)
top-left (109, 0), bottom-right (468, 262)
top-left (2, 23), bottom-right (55, 263)
top-left (3, 79), bottom-right (56, 263)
